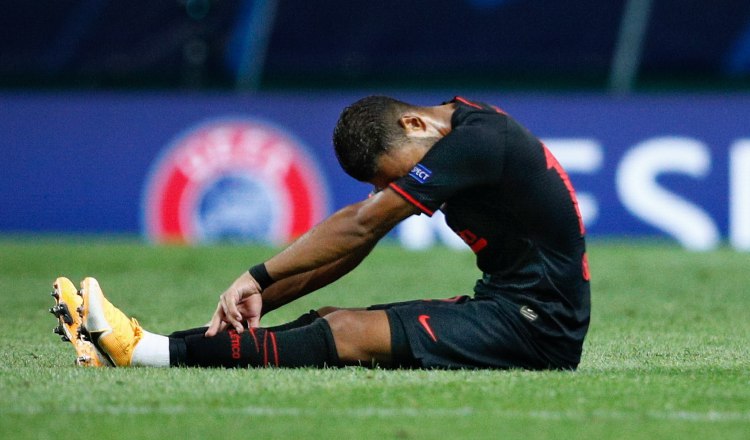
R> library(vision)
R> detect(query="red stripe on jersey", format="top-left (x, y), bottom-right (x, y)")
top-left (470, 238), bottom-right (488, 253)
top-left (490, 105), bottom-right (507, 115)
top-left (543, 145), bottom-right (585, 235)
top-left (389, 183), bottom-right (435, 216)
top-left (582, 253), bottom-right (591, 281)
top-left (455, 96), bottom-right (506, 115)
top-left (454, 96), bottom-right (483, 110)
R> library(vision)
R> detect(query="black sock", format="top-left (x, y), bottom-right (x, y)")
top-left (166, 310), bottom-right (319, 338)
top-left (265, 310), bottom-right (320, 331)
top-left (169, 318), bottom-right (340, 368)
top-left (168, 326), bottom-right (209, 339)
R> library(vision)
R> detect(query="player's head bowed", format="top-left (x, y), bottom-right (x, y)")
top-left (333, 95), bottom-right (411, 181)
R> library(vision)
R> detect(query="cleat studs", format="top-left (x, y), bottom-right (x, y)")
top-left (60, 335), bottom-right (70, 342)
top-left (50, 290), bottom-right (59, 299)
top-left (51, 303), bottom-right (74, 325)
top-left (53, 325), bottom-right (64, 335)
top-left (75, 355), bottom-right (93, 366)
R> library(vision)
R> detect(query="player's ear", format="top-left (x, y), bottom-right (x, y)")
top-left (398, 114), bottom-right (427, 134)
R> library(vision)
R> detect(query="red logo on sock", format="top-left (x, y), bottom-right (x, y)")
top-left (229, 329), bottom-right (242, 359)
top-left (418, 315), bottom-right (438, 342)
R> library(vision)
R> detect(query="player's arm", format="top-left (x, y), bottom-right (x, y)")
top-left (206, 188), bottom-right (419, 335)
top-left (258, 239), bottom-right (376, 315)
top-left (265, 188), bottom-right (418, 278)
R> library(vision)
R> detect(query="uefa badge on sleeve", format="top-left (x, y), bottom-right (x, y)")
top-left (409, 163), bottom-right (432, 184)
top-left (141, 119), bottom-right (329, 245)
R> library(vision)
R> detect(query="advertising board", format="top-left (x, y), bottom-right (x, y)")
top-left (1, 92), bottom-right (748, 250)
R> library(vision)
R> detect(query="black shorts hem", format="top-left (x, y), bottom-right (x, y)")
top-left (383, 308), bottom-right (421, 369)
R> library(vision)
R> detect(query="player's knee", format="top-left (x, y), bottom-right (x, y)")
top-left (322, 310), bottom-right (366, 359)
top-left (322, 310), bottom-right (391, 365)
top-left (322, 309), bottom-right (361, 337)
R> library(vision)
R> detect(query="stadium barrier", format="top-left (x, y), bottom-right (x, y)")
top-left (1, 92), bottom-right (748, 251)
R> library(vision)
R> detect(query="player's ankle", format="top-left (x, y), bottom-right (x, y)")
top-left (130, 330), bottom-right (170, 367)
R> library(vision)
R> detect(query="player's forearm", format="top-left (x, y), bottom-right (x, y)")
top-left (260, 241), bottom-right (375, 314)
top-left (265, 200), bottom-right (391, 281)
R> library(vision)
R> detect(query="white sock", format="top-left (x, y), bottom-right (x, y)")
top-left (131, 331), bottom-right (170, 367)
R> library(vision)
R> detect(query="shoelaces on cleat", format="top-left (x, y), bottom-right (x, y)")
top-left (101, 301), bottom-right (142, 354)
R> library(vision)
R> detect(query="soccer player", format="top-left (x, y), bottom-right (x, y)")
top-left (50, 96), bottom-right (590, 370)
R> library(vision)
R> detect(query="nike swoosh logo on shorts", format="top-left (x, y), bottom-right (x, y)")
top-left (418, 314), bottom-right (438, 342)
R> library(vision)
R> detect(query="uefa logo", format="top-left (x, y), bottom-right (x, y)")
top-left (142, 118), bottom-right (329, 244)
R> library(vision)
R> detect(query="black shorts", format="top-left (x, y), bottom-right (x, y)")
top-left (369, 295), bottom-right (569, 370)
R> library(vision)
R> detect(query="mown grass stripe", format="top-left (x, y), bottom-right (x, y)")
top-left (3, 405), bottom-right (749, 422)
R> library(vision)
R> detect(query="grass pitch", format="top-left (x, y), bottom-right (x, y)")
top-left (0, 237), bottom-right (748, 439)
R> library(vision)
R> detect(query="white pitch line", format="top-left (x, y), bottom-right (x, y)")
top-left (2, 406), bottom-right (749, 423)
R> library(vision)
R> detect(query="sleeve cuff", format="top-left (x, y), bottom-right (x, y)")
top-left (388, 183), bottom-right (435, 216)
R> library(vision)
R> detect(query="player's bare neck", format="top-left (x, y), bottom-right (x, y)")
top-left (423, 103), bottom-right (455, 137)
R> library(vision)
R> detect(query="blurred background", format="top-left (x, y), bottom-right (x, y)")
top-left (1, 0), bottom-right (749, 251)
top-left (3, 0), bottom-right (750, 91)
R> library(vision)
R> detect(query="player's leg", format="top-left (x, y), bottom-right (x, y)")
top-left (76, 277), bottom-right (342, 368)
top-left (54, 276), bottom-right (350, 368)
top-left (170, 318), bottom-right (339, 368)
top-left (172, 308), bottom-right (396, 367)
top-left (322, 309), bottom-right (392, 365)
top-left (264, 310), bottom-right (322, 331)
top-left (52, 276), bottom-right (415, 369)
top-left (165, 309), bottom-right (336, 367)
top-left (165, 309), bottom-right (322, 339)
top-left (167, 308), bottom-right (397, 367)
top-left (315, 305), bottom-right (422, 368)
top-left (370, 296), bottom-right (554, 370)
top-left (311, 294), bottom-right (524, 369)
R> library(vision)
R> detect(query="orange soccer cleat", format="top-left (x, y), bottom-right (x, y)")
top-left (77, 277), bottom-right (143, 367)
top-left (49, 277), bottom-right (111, 367)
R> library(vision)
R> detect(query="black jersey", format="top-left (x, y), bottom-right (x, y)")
top-left (389, 97), bottom-right (590, 364)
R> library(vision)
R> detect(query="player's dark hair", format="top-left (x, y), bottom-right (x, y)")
top-left (332, 95), bottom-right (411, 181)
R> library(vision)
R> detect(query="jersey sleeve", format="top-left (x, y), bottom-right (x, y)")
top-left (389, 122), bottom-right (506, 216)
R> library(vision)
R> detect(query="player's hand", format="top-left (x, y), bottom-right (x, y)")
top-left (205, 271), bottom-right (263, 337)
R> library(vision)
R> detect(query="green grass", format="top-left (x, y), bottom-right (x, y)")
top-left (0, 237), bottom-right (748, 439)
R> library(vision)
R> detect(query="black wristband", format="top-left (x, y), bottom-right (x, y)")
top-left (248, 263), bottom-right (274, 290)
